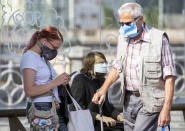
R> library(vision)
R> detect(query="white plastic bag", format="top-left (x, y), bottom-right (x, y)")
top-left (66, 88), bottom-right (95, 131)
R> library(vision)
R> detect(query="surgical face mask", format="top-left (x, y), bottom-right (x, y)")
top-left (94, 63), bottom-right (108, 75)
top-left (40, 45), bottom-right (57, 61)
top-left (119, 17), bottom-right (143, 38)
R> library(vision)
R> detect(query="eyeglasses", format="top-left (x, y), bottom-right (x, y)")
top-left (119, 17), bottom-right (140, 26)
top-left (48, 40), bottom-right (60, 50)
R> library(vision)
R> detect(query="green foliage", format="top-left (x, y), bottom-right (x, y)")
top-left (1, 68), bottom-right (22, 85)
top-left (103, 6), bottom-right (160, 29)
top-left (144, 6), bottom-right (159, 28)
top-left (13, 68), bottom-right (22, 85)
top-left (2, 25), bottom-right (13, 30)
top-left (103, 6), bottom-right (117, 28)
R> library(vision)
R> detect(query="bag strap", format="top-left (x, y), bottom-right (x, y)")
top-left (65, 88), bottom-right (82, 110)
top-left (45, 60), bottom-right (53, 80)
top-left (161, 125), bottom-right (170, 131)
top-left (30, 60), bottom-right (54, 100)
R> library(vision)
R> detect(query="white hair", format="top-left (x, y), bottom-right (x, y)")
top-left (118, 2), bottom-right (144, 18)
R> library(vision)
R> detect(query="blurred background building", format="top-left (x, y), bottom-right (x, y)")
top-left (0, 0), bottom-right (185, 130)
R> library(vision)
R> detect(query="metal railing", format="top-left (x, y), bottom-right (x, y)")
top-left (0, 60), bottom-right (26, 131)
top-left (0, 46), bottom-right (185, 130)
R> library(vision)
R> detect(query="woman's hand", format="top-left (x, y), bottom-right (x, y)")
top-left (117, 114), bottom-right (123, 122)
top-left (54, 73), bottom-right (70, 86)
top-left (96, 114), bottom-right (116, 127)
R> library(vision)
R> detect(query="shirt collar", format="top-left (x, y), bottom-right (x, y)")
top-left (141, 24), bottom-right (151, 43)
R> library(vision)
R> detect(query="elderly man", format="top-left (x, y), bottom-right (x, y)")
top-left (92, 2), bottom-right (176, 131)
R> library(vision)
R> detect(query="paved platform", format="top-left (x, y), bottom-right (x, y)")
top-left (157, 111), bottom-right (185, 131)
top-left (0, 111), bottom-right (185, 131)
top-left (0, 117), bottom-right (29, 131)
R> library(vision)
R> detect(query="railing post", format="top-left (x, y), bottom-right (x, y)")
top-left (8, 116), bottom-right (26, 131)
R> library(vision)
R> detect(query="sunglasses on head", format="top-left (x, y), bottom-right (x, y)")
top-left (119, 17), bottom-right (140, 26)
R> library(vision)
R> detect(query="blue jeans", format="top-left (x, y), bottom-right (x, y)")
top-left (26, 102), bottom-right (68, 131)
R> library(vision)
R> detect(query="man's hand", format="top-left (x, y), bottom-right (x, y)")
top-left (92, 90), bottom-right (105, 105)
top-left (158, 107), bottom-right (171, 127)
top-left (92, 68), bottom-right (120, 105)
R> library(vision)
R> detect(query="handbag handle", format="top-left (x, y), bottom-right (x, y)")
top-left (65, 88), bottom-right (82, 110)
top-left (161, 125), bottom-right (170, 131)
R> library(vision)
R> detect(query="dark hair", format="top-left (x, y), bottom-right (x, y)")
top-left (80, 51), bottom-right (106, 76)
top-left (24, 26), bottom-right (63, 53)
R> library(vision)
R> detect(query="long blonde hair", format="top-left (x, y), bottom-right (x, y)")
top-left (80, 51), bottom-right (106, 77)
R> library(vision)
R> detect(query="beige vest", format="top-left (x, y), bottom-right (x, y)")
top-left (117, 26), bottom-right (168, 113)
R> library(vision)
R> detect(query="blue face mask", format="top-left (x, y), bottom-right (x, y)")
top-left (119, 18), bottom-right (143, 38)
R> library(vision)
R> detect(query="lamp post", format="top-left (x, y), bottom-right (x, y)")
top-left (69, 0), bottom-right (74, 29)
top-left (158, 0), bottom-right (164, 28)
